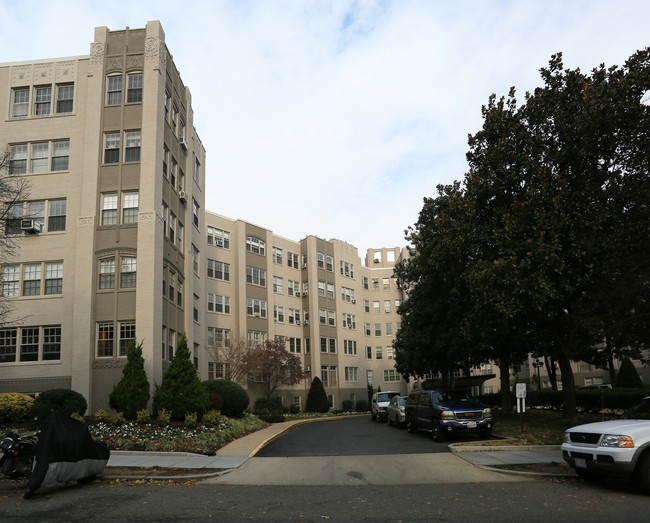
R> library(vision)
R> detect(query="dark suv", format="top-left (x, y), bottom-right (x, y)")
top-left (405, 388), bottom-right (493, 441)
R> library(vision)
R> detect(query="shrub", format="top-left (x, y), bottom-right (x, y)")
top-left (615, 359), bottom-right (644, 389)
top-left (157, 408), bottom-right (171, 426)
top-left (202, 409), bottom-right (222, 427)
top-left (109, 339), bottom-right (150, 420)
top-left (289, 404), bottom-right (300, 414)
top-left (95, 408), bottom-right (110, 422)
top-left (0, 392), bottom-right (35, 422)
top-left (254, 397), bottom-right (283, 414)
top-left (110, 412), bottom-right (126, 425)
top-left (153, 334), bottom-right (210, 420)
top-left (70, 412), bottom-right (86, 424)
top-left (354, 400), bottom-right (368, 412)
top-left (257, 413), bottom-right (285, 423)
top-left (306, 377), bottom-right (330, 413)
top-left (203, 379), bottom-right (249, 418)
top-left (136, 409), bottom-right (151, 423)
top-left (185, 412), bottom-right (198, 428)
top-left (341, 400), bottom-right (354, 412)
top-left (30, 388), bottom-right (87, 420)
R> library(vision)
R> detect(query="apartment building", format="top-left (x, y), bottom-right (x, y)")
top-left (0, 22), bottom-right (206, 413)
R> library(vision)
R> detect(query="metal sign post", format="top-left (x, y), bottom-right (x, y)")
top-left (516, 383), bottom-right (527, 433)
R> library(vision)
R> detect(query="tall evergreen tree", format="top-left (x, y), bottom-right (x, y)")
top-left (109, 339), bottom-right (150, 419)
top-left (305, 377), bottom-right (330, 413)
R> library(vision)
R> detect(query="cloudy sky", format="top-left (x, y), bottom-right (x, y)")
top-left (1, 1), bottom-right (648, 257)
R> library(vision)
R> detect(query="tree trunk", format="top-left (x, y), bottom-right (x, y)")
top-left (556, 345), bottom-right (577, 421)
top-left (498, 356), bottom-right (512, 413)
top-left (544, 355), bottom-right (558, 391)
top-left (605, 335), bottom-right (617, 385)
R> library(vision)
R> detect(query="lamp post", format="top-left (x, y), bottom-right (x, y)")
top-left (532, 359), bottom-right (544, 390)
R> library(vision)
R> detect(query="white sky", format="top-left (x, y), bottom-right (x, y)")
top-left (1, 1), bottom-right (648, 257)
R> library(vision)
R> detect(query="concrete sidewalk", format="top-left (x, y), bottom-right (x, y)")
top-left (105, 419), bottom-right (567, 479)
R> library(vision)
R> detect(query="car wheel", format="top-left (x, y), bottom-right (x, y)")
top-left (432, 421), bottom-right (445, 442)
top-left (376, 413), bottom-right (382, 423)
top-left (370, 413), bottom-right (375, 421)
top-left (406, 420), bottom-right (417, 433)
top-left (637, 453), bottom-right (650, 494)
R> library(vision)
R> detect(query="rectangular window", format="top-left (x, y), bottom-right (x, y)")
top-left (119, 321), bottom-right (136, 357)
top-left (192, 244), bottom-right (199, 274)
top-left (364, 323), bottom-right (371, 336)
top-left (104, 133), bottom-right (120, 163)
top-left (273, 247), bottom-right (283, 264)
top-left (326, 255), bottom-right (333, 272)
top-left (9, 145), bottom-right (27, 174)
top-left (127, 73), bottom-right (143, 103)
top-left (122, 192), bottom-right (139, 224)
top-left (2, 265), bottom-right (20, 297)
top-left (97, 323), bottom-right (114, 357)
top-left (193, 294), bottom-right (199, 322)
top-left (384, 300), bottom-right (391, 314)
top-left (124, 131), bottom-right (141, 162)
top-left (274, 306), bottom-right (285, 322)
top-left (246, 236), bottom-right (265, 255)
top-left (208, 227), bottom-right (229, 248)
top-left (0, 329), bottom-right (18, 362)
top-left (107, 75), bottom-right (122, 105)
top-left (345, 367), bottom-right (358, 382)
top-left (56, 84), bottom-right (74, 113)
top-left (22, 263), bottom-right (41, 296)
top-left (317, 252), bottom-right (324, 269)
top-left (31, 143), bottom-right (48, 173)
top-left (51, 141), bottom-right (70, 171)
top-left (384, 369), bottom-right (400, 382)
top-left (47, 199), bottom-right (66, 232)
top-left (246, 298), bottom-right (267, 318)
top-left (246, 266), bottom-right (266, 287)
top-left (287, 252), bottom-right (299, 268)
top-left (192, 199), bottom-right (199, 228)
top-left (169, 212), bottom-right (176, 244)
top-left (34, 86), bottom-right (52, 115)
top-left (344, 340), bottom-right (357, 355)
top-left (373, 301), bottom-right (380, 314)
top-left (44, 262), bottom-right (63, 294)
top-left (208, 294), bottom-right (231, 314)
top-left (376, 346), bottom-right (383, 359)
top-left (375, 323), bottom-right (382, 336)
top-left (329, 338), bottom-right (336, 353)
top-left (208, 259), bottom-right (230, 281)
top-left (320, 337), bottom-right (327, 353)
top-left (328, 310), bottom-right (335, 326)
top-left (366, 346), bottom-right (372, 359)
top-left (99, 257), bottom-right (115, 289)
top-left (20, 327), bottom-right (39, 361)
top-left (12, 88), bottom-right (29, 117)
top-left (319, 308), bottom-right (326, 325)
top-left (101, 194), bottom-right (118, 225)
top-left (273, 276), bottom-right (283, 293)
top-left (385, 323), bottom-right (393, 336)
top-left (327, 283), bottom-right (334, 299)
top-left (120, 257), bottom-right (136, 288)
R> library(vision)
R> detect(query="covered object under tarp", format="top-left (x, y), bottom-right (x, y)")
top-left (26, 411), bottom-right (109, 496)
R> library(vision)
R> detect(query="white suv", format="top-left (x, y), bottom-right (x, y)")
top-left (562, 395), bottom-right (650, 493)
top-left (371, 391), bottom-right (400, 423)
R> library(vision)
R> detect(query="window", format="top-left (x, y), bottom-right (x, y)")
top-left (194, 157), bottom-right (201, 185)
top-left (246, 266), bottom-right (266, 287)
top-left (172, 104), bottom-right (178, 135)
top-left (317, 252), bottom-right (324, 269)
top-left (101, 194), bottom-right (118, 225)
top-left (384, 300), bottom-right (391, 313)
top-left (163, 145), bottom-right (169, 177)
top-left (169, 212), bottom-right (176, 244)
top-left (384, 369), bottom-right (400, 382)
top-left (329, 338), bottom-right (336, 353)
top-left (124, 131), bottom-right (141, 162)
top-left (364, 300), bottom-right (370, 313)
top-left (12, 88), bottom-right (29, 117)
top-left (364, 323), bottom-right (371, 336)
top-left (22, 264), bottom-right (41, 296)
top-left (374, 323), bottom-right (382, 336)
top-left (321, 365), bottom-right (328, 387)
top-left (193, 294), bottom-right (199, 322)
top-left (31, 143), bottom-right (48, 173)
top-left (1, 326), bottom-right (62, 363)
top-left (122, 192), bottom-right (139, 224)
top-left (344, 340), bottom-right (357, 355)
top-left (342, 287), bottom-right (354, 302)
top-left (318, 281), bottom-right (325, 297)
top-left (1, 266), bottom-right (19, 297)
top-left (208, 260), bottom-right (230, 281)
top-left (329, 366), bottom-right (338, 386)
top-left (289, 308), bottom-right (300, 325)
top-left (385, 323), bottom-right (393, 336)
top-left (208, 294), bottom-right (231, 314)
top-left (247, 298), bottom-right (267, 318)
top-left (246, 236), bottom-right (265, 255)
top-left (383, 278), bottom-right (390, 291)
top-left (44, 198), bottom-right (66, 232)
top-left (97, 323), bottom-right (114, 357)
top-left (0, 329), bottom-right (17, 362)
top-left (192, 244), bottom-right (199, 274)
top-left (34, 86), bottom-right (52, 115)
top-left (328, 310), bottom-right (335, 326)
top-left (273, 247), bottom-right (283, 264)
top-left (104, 133), bottom-right (120, 163)
top-left (99, 258), bottom-right (115, 289)
top-left (56, 84), bottom-right (74, 113)
top-left (274, 306), bottom-right (285, 322)
top-left (287, 280), bottom-right (299, 296)
top-left (44, 262), bottom-right (63, 294)
top-left (287, 252), bottom-right (299, 268)
top-left (192, 199), bottom-right (199, 228)
top-left (107, 75), bottom-right (122, 105)
top-left (164, 89), bottom-right (171, 121)
top-left (373, 301), bottom-right (380, 314)
top-left (320, 337), bottom-right (327, 353)
top-left (207, 327), bottom-right (231, 347)
top-left (120, 257), bottom-right (136, 288)
top-left (51, 141), bottom-right (70, 171)
top-left (127, 73), bottom-right (143, 103)
top-left (326, 283), bottom-right (334, 299)
top-left (170, 157), bottom-right (177, 188)
top-left (20, 328), bottom-right (39, 361)
top-left (343, 313), bottom-right (356, 329)
top-left (376, 346), bottom-right (383, 359)
top-left (326, 255), bottom-right (333, 272)
top-left (319, 308), bottom-right (326, 325)
top-left (208, 227), bottom-right (229, 248)
top-left (345, 367), bottom-right (358, 382)
top-left (366, 346), bottom-right (372, 359)
top-left (387, 347), bottom-right (394, 359)
top-left (119, 321), bottom-right (136, 357)
top-left (273, 276), bottom-right (283, 293)
top-left (176, 221), bottom-right (184, 250)
top-left (362, 276), bottom-right (368, 290)
top-left (9, 145), bottom-right (27, 174)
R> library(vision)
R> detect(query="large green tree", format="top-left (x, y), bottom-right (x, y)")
top-left (109, 339), bottom-right (150, 419)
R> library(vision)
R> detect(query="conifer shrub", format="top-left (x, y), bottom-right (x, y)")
top-left (109, 339), bottom-right (150, 420)
top-left (0, 392), bottom-right (35, 422)
top-left (185, 412), bottom-right (198, 428)
top-left (615, 359), bottom-right (644, 389)
top-left (157, 408), bottom-right (171, 426)
top-left (305, 377), bottom-right (330, 413)
top-left (30, 388), bottom-right (87, 420)
top-left (203, 379), bottom-right (249, 418)
top-left (202, 409), bottom-right (222, 427)
top-left (136, 409), bottom-right (151, 423)
top-left (153, 334), bottom-right (210, 420)
top-left (110, 412), bottom-right (125, 425)
top-left (95, 408), bottom-right (110, 422)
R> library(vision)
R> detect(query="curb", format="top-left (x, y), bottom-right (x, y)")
top-left (448, 443), bottom-right (562, 453)
top-left (476, 464), bottom-right (577, 478)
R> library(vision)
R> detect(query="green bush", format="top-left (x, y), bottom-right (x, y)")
top-left (153, 334), bottom-right (210, 420)
top-left (257, 413), bottom-right (285, 423)
top-left (95, 408), bottom-right (110, 422)
top-left (203, 379), bottom-right (249, 418)
top-left (157, 408), bottom-right (171, 426)
top-left (110, 412), bottom-right (126, 425)
top-left (185, 412), bottom-right (198, 428)
top-left (70, 412), bottom-right (86, 424)
top-left (289, 404), bottom-right (300, 414)
top-left (306, 377), bottom-right (330, 413)
top-left (342, 400), bottom-right (354, 412)
top-left (30, 388), bottom-right (87, 420)
top-left (136, 409), bottom-right (151, 423)
top-left (254, 397), bottom-right (283, 413)
top-left (0, 392), bottom-right (35, 422)
top-left (202, 409), bottom-right (222, 427)
top-left (109, 339), bottom-right (150, 420)
top-left (615, 359), bottom-right (644, 389)
top-left (354, 400), bottom-right (368, 412)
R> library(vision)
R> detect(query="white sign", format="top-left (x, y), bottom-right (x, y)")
top-left (516, 383), bottom-right (527, 398)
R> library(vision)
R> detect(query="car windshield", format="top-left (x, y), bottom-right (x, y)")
top-left (620, 398), bottom-right (650, 420)
top-left (377, 393), bottom-right (398, 402)
top-left (439, 390), bottom-right (470, 402)
top-left (397, 397), bottom-right (407, 406)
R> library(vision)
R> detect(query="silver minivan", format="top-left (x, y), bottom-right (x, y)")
top-left (371, 391), bottom-right (400, 422)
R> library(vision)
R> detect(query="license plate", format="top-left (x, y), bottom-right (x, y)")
top-left (467, 421), bottom-right (477, 429)
top-left (575, 458), bottom-right (587, 469)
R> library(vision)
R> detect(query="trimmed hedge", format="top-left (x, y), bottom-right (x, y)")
top-left (0, 392), bottom-right (35, 422)
top-left (203, 379), bottom-right (249, 418)
top-left (30, 388), bottom-right (87, 420)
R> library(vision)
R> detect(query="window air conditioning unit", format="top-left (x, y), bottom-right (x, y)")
top-left (302, 263), bottom-right (307, 269)
top-left (374, 259), bottom-right (380, 263)
top-left (305, 366), bottom-right (311, 373)
top-left (254, 313), bottom-right (260, 318)
top-left (295, 292), bottom-right (301, 297)
top-left (295, 320), bottom-right (301, 325)
top-left (351, 299), bottom-right (356, 304)
top-left (216, 240), bottom-right (224, 247)
top-left (179, 136), bottom-right (188, 149)
top-left (21, 219), bottom-right (43, 234)
top-left (304, 320), bottom-right (309, 325)
top-left (178, 190), bottom-right (188, 204)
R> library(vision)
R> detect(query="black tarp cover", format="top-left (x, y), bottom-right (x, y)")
top-left (27, 411), bottom-right (110, 493)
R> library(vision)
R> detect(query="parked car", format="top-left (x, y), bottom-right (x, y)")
top-left (562, 395), bottom-right (650, 493)
top-left (576, 384), bottom-right (612, 391)
top-left (371, 391), bottom-right (400, 422)
top-left (405, 388), bottom-right (493, 441)
top-left (387, 396), bottom-right (407, 427)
